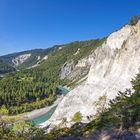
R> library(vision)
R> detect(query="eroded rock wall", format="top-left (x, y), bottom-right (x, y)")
top-left (41, 21), bottom-right (140, 128)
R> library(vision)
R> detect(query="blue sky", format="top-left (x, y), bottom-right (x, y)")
top-left (0, 0), bottom-right (140, 55)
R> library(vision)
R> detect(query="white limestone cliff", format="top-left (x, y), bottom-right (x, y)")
top-left (12, 54), bottom-right (31, 66)
top-left (41, 21), bottom-right (140, 128)
top-left (60, 54), bottom-right (95, 81)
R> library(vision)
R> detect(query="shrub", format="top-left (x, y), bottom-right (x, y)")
top-left (72, 112), bottom-right (82, 122)
top-left (130, 15), bottom-right (140, 25)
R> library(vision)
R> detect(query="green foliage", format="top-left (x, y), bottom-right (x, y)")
top-left (0, 39), bottom-right (105, 115)
top-left (0, 70), bottom-right (139, 140)
top-left (0, 120), bottom-right (45, 140)
top-left (0, 59), bottom-right (15, 74)
top-left (1, 48), bottom-right (55, 70)
top-left (0, 105), bottom-right (9, 116)
top-left (96, 73), bottom-right (140, 130)
top-left (0, 70), bottom-right (57, 114)
top-left (130, 14), bottom-right (140, 25)
top-left (0, 38), bottom-right (105, 139)
top-left (72, 112), bottom-right (82, 122)
top-left (1, 38), bottom-right (105, 70)
top-left (94, 95), bottom-right (107, 116)
top-left (2, 116), bottom-right (21, 123)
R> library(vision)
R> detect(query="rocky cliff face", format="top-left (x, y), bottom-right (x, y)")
top-left (12, 54), bottom-right (31, 66)
top-left (60, 54), bottom-right (95, 82)
top-left (41, 21), bottom-right (140, 128)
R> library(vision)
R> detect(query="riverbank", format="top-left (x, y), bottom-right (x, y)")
top-left (1, 86), bottom-right (70, 125)
top-left (20, 95), bottom-right (64, 120)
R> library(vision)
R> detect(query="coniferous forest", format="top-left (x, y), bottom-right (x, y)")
top-left (0, 71), bottom-right (139, 140)
top-left (0, 3), bottom-right (140, 139)
top-left (0, 39), bottom-right (104, 115)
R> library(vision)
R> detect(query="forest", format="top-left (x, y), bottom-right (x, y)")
top-left (0, 59), bottom-right (15, 74)
top-left (0, 70), bottom-right (139, 140)
top-left (0, 39), bottom-right (105, 115)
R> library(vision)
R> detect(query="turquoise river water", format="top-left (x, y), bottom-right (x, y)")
top-left (31, 86), bottom-right (70, 125)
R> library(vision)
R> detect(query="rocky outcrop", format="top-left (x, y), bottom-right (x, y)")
top-left (60, 61), bottom-right (74, 80)
top-left (12, 54), bottom-right (31, 66)
top-left (42, 55), bottom-right (48, 60)
top-left (60, 54), bottom-right (95, 81)
top-left (41, 21), bottom-right (140, 128)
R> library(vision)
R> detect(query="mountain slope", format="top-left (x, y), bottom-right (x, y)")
top-left (0, 59), bottom-right (15, 74)
top-left (0, 48), bottom-right (56, 69)
top-left (0, 39), bottom-right (104, 115)
top-left (1, 39), bottom-right (105, 71)
top-left (41, 21), bottom-right (140, 128)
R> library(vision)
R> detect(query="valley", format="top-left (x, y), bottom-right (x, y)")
top-left (0, 39), bottom-right (104, 117)
top-left (0, 13), bottom-right (140, 140)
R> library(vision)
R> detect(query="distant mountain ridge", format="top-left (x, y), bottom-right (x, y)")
top-left (0, 39), bottom-right (105, 71)
top-left (0, 48), bottom-right (57, 70)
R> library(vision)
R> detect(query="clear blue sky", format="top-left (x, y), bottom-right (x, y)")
top-left (0, 0), bottom-right (140, 55)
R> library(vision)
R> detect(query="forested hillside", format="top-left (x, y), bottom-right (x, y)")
top-left (0, 39), bottom-right (105, 115)
top-left (0, 16), bottom-right (140, 140)
top-left (1, 48), bottom-right (56, 69)
top-left (1, 39), bottom-right (105, 70)
top-left (0, 59), bottom-right (15, 74)
top-left (0, 70), bottom-right (139, 140)
top-left (130, 14), bottom-right (140, 25)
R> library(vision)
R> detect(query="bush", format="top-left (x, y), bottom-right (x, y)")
top-left (72, 112), bottom-right (82, 122)
top-left (130, 15), bottom-right (140, 25)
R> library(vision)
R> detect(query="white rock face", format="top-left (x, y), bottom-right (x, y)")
top-left (58, 47), bottom-right (62, 50)
top-left (60, 62), bottom-right (74, 80)
top-left (106, 25), bottom-right (131, 50)
top-left (41, 22), bottom-right (140, 128)
top-left (74, 48), bottom-right (80, 55)
top-left (75, 54), bottom-right (95, 67)
top-left (42, 55), bottom-right (48, 60)
top-left (60, 54), bottom-right (95, 80)
top-left (12, 54), bottom-right (31, 66)
top-left (37, 56), bottom-right (41, 60)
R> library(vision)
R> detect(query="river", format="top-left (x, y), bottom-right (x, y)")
top-left (31, 86), bottom-right (70, 126)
